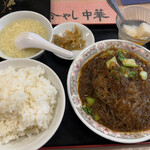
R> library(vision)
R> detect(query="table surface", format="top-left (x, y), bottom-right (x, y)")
top-left (38, 24), bottom-right (150, 148)
top-left (0, 0), bottom-right (150, 148)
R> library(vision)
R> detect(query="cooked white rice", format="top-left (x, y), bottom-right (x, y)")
top-left (0, 66), bottom-right (57, 144)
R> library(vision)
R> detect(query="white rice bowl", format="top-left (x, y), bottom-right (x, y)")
top-left (0, 59), bottom-right (65, 150)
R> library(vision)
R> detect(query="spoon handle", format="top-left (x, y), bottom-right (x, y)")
top-left (15, 32), bottom-right (73, 59)
top-left (107, 0), bottom-right (125, 22)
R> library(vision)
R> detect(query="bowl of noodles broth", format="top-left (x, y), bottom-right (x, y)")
top-left (67, 39), bottom-right (150, 143)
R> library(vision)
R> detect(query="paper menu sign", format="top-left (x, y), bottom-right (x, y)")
top-left (50, 0), bottom-right (116, 25)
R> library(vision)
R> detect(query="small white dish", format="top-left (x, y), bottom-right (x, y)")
top-left (53, 22), bottom-right (95, 60)
top-left (0, 59), bottom-right (65, 150)
top-left (0, 11), bottom-right (53, 59)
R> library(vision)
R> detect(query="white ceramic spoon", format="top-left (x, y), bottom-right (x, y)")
top-left (15, 32), bottom-right (73, 59)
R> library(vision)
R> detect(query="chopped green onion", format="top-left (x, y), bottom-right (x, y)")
top-left (120, 66), bottom-right (129, 77)
top-left (120, 66), bottom-right (137, 78)
top-left (82, 105), bottom-right (92, 115)
top-left (118, 49), bottom-right (127, 55)
top-left (120, 66), bottom-right (128, 73)
top-left (86, 97), bottom-right (95, 106)
top-left (122, 59), bottom-right (138, 67)
top-left (128, 71), bottom-right (138, 78)
top-left (106, 56), bottom-right (118, 69)
top-left (117, 51), bottom-right (125, 62)
top-left (94, 114), bottom-right (100, 121)
top-left (106, 50), bottom-right (115, 55)
top-left (139, 71), bottom-right (147, 80)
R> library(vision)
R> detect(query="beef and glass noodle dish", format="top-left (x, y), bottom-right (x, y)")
top-left (78, 49), bottom-right (150, 132)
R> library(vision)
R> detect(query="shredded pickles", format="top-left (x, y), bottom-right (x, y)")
top-left (52, 25), bottom-right (85, 51)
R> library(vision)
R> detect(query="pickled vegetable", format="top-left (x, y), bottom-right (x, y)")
top-left (52, 26), bottom-right (85, 50)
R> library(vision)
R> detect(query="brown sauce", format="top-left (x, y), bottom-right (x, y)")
top-left (78, 49), bottom-right (150, 132)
